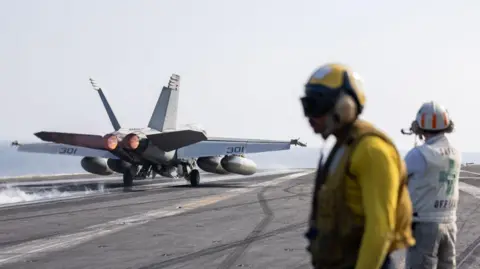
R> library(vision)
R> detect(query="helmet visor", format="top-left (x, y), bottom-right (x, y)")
top-left (300, 86), bottom-right (340, 117)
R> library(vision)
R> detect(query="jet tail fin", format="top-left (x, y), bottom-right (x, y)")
top-left (89, 78), bottom-right (122, 131)
top-left (147, 74), bottom-right (180, 131)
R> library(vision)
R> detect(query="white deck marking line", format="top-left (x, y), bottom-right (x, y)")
top-left (461, 170), bottom-right (480, 176)
top-left (460, 177), bottom-right (480, 180)
top-left (0, 171), bottom-right (313, 266)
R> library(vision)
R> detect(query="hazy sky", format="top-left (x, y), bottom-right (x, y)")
top-left (0, 0), bottom-right (478, 152)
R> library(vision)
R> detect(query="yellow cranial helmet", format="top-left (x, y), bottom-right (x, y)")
top-left (300, 63), bottom-right (366, 120)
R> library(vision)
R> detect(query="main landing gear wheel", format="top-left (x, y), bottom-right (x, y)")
top-left (188, 169), bottom-right (200, 187)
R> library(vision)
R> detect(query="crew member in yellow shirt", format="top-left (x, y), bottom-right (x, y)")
top-left (301, 63), bottom-right (416, 269)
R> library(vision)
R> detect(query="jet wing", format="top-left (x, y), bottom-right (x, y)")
top-left (34, 131), bottom-right (106, 150)
top-left (14, 142), bottom-right (120, 159)
top-left (176, 137), bottom-right (306, 159)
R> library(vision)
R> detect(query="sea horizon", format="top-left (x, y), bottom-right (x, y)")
top-left (1, 141), bottom-right (478, 178)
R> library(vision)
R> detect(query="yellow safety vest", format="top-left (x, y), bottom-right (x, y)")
top-left (307, 119), bottom-right (415, 268)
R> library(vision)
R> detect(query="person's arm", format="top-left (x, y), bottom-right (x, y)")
top-left (349, 136), bottom-right (401, 269)
top-left (403, 148), bottom-right (427, 183)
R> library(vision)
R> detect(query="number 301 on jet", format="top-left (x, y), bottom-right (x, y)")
top-left (59, 147), bottom-right (78, 155)
top-left (226, 146), bottom-right (245, 154)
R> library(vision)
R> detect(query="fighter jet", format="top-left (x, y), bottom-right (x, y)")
top-left (12, 74), bottom-right (307, 187)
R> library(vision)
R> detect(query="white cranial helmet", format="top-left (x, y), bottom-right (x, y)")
top-left (415, 101), bottom-right (451, 131)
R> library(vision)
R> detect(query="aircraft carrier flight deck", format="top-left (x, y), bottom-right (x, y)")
top-left (0, 167), bottom-right (480, 269)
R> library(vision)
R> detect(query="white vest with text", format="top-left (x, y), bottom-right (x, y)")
top-left (409, 135), bottom-right (461, 223)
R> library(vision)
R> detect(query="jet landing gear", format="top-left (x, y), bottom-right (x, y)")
top-left (123, 163), bottom-right (200, 187)
top-left (180, 162), bottom-right (200, 187)
top-left (122, 165), bottom-right (155, 187)
top-left (136, 165), bottom-right (152, 179)
top-left (186, 169), bottom-right (200, 187)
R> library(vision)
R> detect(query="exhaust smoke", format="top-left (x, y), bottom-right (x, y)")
top-left (0, 183), bottom-right (108, 205)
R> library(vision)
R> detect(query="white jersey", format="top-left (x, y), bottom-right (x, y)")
top-left (404, 134), bottom-right (461, 223)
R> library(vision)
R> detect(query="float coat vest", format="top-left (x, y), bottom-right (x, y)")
top-left (307, 119), bottom-right (415, 268)
top-left (408, 134), bottom-right (461, 223)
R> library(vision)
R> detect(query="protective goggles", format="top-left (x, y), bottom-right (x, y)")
top-left (300, 86), bottom-right (340, 118)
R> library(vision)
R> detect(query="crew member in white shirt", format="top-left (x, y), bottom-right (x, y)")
top-left (404, 101), bottom-right (461, 269)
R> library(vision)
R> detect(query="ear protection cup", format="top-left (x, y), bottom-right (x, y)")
top-left (410, 120), bottom-right (425, 140)
top-left (317, 92), bottom-right (358, 139)
top-left (332, 91), bottom-right (358, 125)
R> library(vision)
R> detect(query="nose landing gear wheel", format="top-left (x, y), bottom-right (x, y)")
top-left (188, 169), bottom-right (200, 187)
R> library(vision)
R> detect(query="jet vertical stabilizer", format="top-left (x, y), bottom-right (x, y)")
top-left (90, 78), bottom-right (122, 131)
top-left (147, 74), bottom-right (179, 131)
